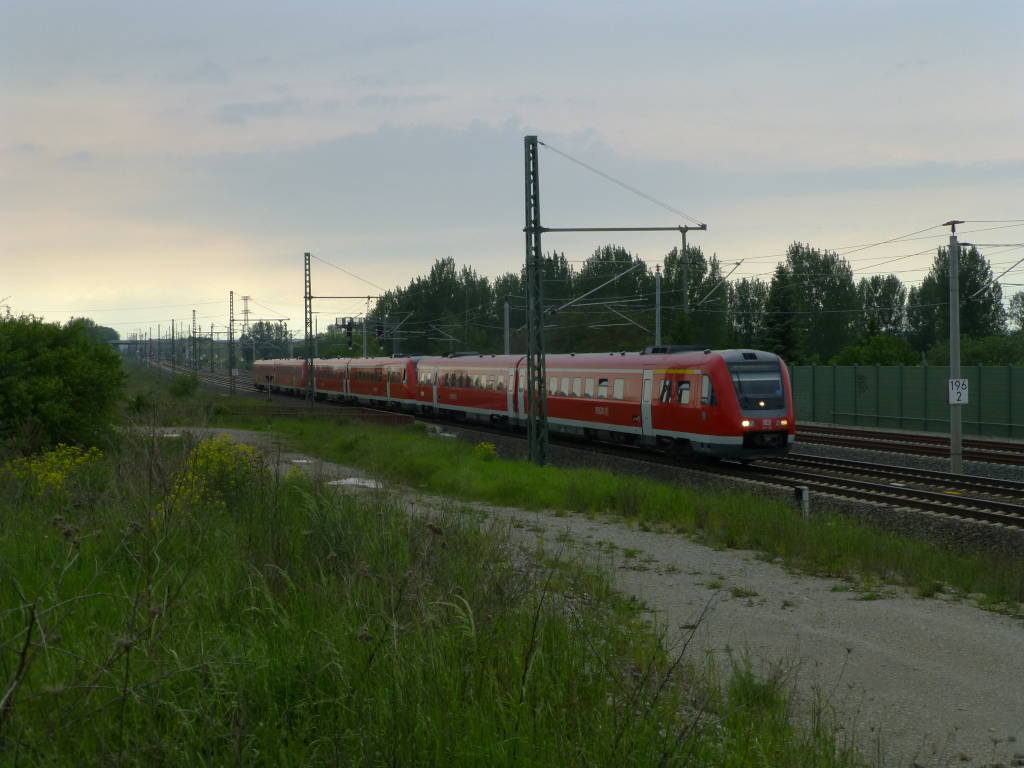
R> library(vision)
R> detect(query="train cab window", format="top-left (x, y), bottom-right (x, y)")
top-left (659, 378), bottom-right (672, 403)
top-left (560, 377), bottom-right (569, 396)
top-left (585, 378), bottom-right (595, 397)
top-left (700, 374), bottom-right (715, 406)
top-left (677, 380), bottom-right (691, 405)
top-left (728, 360), bottom-right (784, 410)
top-left (572, 377), bottom-right (582, 396)
top-left (549, 377), bottom-right (557, 394)
top-left (597, 378), bottom-right (609, 399)
top-left (612, 379), bottom-right (625, 400)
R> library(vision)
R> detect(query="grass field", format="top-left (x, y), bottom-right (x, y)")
top-left (195, 396), bottom-right (1024, 613)
top-left (125, 363), bottom-right (1024, 612)
top-left (1, 418), bottom-right (864, 765)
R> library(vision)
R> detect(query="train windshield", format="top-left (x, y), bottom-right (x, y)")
top-left (728, 361), bottom-right (785, 410)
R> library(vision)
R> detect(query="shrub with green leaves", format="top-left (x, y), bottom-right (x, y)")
top-left (163, 434), bottom-right (266, 515)
top-left (4, 443), bottom-right (103, 500)
top-left (472, 440), bottom-right (498, 461)
top-left (0, 315), bottom-right (125, 455)
top-left (168, 372), bottom-right (199, 398)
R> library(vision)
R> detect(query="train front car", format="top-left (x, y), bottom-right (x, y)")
top-left (717, 349), bottom-right (794, 458)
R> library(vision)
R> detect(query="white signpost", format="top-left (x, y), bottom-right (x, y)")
top-left (948, 378), bottom-right (969, 406)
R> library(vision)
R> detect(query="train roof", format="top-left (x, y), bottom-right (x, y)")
top-left (254, 349), bottom-right (784, 369)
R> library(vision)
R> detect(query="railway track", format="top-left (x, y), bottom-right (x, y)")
top-left (567, 441), bottom-right (1024, 530)
top-left (737, 455), bottom-right (1024, 527)
top-left (156, 361), bottom-right (1024, 530)
top-left (153, 364), bottom-right (262, 393)
top-left (797, 424), bottom-right (1024, 465)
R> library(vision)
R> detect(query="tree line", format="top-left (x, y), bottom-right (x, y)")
top-left (355, 242), bottom-right (1024, 365)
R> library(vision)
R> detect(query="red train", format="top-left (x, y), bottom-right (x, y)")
top-left (252, 347), bottom-right (794, 460)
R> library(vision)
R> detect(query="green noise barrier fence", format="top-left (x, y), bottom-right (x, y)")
top-left (788, 365), bottom-right (1024, 439)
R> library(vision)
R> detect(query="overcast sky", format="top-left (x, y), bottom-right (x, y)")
top-left (2, 0), bottom-right (1022, 336)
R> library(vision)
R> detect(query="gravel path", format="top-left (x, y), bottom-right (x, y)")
top-left (166, 427), bottom-right (1024, 768)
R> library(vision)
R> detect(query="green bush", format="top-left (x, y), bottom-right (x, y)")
top-left (830, 333), bottom-right (918, 365)
top-left (168, 372), bottom-right (199, 398)
top-left (0, 315), bottom-right (125, 455)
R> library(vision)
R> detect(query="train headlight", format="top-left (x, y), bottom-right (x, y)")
top-left (758, 400), bottom-right (765, 407)
top-left (740, 419), bottom-right (752, 428)
top-left (780, 418), bottom-right (789, 426)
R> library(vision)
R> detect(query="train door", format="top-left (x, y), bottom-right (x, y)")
top-left (432, 370), bottom-right (439, 409)
top-left (386, 371), bottom-right (391, 404)
top-left (506, 367), bottom-right (515, 413)
top-left (641, 370), bottom-right (653, 438)
top-left (517, 364), bottom-right (527, 415)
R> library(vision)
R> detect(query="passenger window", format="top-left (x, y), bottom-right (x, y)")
top-left (572, 377), bottom-right (582, 396)
top-left (585, 378), bottom-right (594, 397)
top-left (560, 377), bottom-right (569, 396)
top-left (473, 375), bottom-right (481, 389)
top-left (659, 378), bottom-right (672, 403)
top-left (597, 378), bottom-right (609, 398)
top-left (700, 374), bottom-right (715, 405)
top-left (677, 381), bottom-right (691, 404)
top-left (613, 379), bottom-right (625, 400)
top-left (549, 377), bottom-right (557, 394)
top-left (496, 375), bottom-right (505, 391)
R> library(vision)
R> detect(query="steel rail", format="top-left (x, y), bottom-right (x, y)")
top-left (796, 428), bottom-right (1024, 466)
top-left (773, 453), bottom-right (1024, 500)
top-left (799, 423), bottom-right (1024, 453)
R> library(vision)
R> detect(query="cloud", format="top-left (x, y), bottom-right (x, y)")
top-left (357, 92), bottom-right (443, 108)
top-left (214, 98), bottom-right (303, 125)
top-left (170, 59), bottom-right (230, 84)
